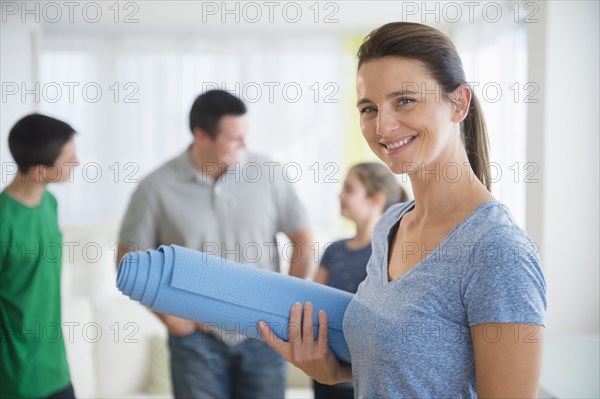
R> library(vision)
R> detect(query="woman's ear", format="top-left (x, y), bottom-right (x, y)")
top-left (448, 84), bottom-right (472, 123)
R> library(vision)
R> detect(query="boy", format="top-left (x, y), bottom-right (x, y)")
top-left (1, 114), bottom-right (78, 398)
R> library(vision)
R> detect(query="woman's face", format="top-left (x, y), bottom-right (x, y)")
top-left (356, 56), bottom-right (465, 175)
top-left (339, 169), bottom-right (375, 222)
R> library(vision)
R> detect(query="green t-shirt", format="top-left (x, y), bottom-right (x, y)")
top-left (0, 190), bottom-right (71, 398)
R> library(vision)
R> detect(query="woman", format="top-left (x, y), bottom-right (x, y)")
top-left (259, 22), bottom-right (547, 397)
top-left (312, 162), bottom-right (407, 399)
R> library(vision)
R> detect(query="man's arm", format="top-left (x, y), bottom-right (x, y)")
top-left (115, 246), bottom-right (132, 270)
top-left (286, 226), bottom-right (313, 279)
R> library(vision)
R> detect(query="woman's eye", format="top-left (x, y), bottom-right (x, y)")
top-left (360, 106), bottom-right (376, 114)
top-left (397, 98), bottom-right (414, 106)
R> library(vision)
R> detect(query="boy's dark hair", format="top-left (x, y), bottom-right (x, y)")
top-left (8, 113), bottom-right (76, 173)
top-left (189, 90), bottom-right (246, 139)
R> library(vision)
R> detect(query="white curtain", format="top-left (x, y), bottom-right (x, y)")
top-left (452, 15), bottom-right (529, 227)
top-left (39, 34), bottom-right (344, 239)
top-left (37, 19), bottom-right (529, 233)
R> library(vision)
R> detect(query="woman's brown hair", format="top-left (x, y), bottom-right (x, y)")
top-left (357, 22), bottom-right (491, 191)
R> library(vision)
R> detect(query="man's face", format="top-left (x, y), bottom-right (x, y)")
top-left (210, 115), bottom-right (247, 167)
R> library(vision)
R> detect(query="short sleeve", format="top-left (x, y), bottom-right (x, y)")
top-left (273, 175), bottom-right (308, 236)
top-left (463, 226), bottom-right (547, 327)
top-left (118, 183), bottom-right (158, 252)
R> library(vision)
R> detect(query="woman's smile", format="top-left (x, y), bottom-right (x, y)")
top-left (381, 134), bottom-right (418, 155)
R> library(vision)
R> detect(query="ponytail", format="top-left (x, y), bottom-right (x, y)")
top-left (462, 93), bottom-right (491, 191)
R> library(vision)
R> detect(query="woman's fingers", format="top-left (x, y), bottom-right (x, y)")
top-left (303, 301), bottom-right (316, 343)
top-left (258, 321), bottom-right (290, 360)
top-left (261, 303), bottom-right (330, 360)
top-left (261, 302), bottom-right (305, 361)
top-left (298, 301), bottom-right (316, 361)
top-left (316, 309), bottom-right (329, 355)
top-left (261, 304), bottom-right (340, 384)
top-left (289, 302), bottom-right (304, 354)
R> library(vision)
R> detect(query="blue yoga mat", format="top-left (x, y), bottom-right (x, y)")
top-left (117, 244), bottom-right (353, 363)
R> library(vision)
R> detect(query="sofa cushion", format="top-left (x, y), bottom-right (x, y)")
top-left (92, 296), bottom-right (166, 397)
top-left (146, 335), bottom-right (173, 396)
top-left (62, 297), bottom-right (96, 398)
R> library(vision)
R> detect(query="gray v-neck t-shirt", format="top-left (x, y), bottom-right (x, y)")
top-left (343, 199), bottom-right (547, 398)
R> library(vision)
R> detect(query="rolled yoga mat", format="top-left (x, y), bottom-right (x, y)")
top-left (117, 244), bottom-right (353, 363)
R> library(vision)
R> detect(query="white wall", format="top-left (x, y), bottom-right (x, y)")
top-left (0, 19), bottom-right (39, 189)
top-left (527, 1), bottom-right (599, 334)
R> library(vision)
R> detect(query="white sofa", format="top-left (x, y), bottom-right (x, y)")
top-left (60, 225), bottom-right (313, 398)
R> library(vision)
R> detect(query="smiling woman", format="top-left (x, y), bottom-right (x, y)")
top-left (259, 22), bottom-right (547, 398)
top-left (355, 24), bottom-right (489, 190)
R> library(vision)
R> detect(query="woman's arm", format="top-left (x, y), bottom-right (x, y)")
top-left (313, 267), bottom-right (329, 285)
top-left (472, 322), bottom-right (544, 398)
top-left (259, 301), bottom-right (352, 384)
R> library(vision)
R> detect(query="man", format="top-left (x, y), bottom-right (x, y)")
top-left (1, 114), bottom-right (79, 399)
top-left (117, 90), bottom-right (312, 398)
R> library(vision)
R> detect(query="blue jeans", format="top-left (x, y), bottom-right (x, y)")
top-left (313, 379), bottom-right (354, 399)
top-left (168, 329), bottom-right (287, 399)
top-left (47, 383), bottom-right (75, 399)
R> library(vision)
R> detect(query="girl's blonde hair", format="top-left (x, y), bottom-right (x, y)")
top-left (350, 162), bottom-right (409, 211)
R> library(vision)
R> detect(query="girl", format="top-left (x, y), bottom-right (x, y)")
top-left (312, 162), bottom-right (408, 399)
top-left (260, 22), bottom-right (547, 398)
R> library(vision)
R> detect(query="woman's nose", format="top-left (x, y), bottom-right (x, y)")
top-left (376, 109), bottom-right (401, 137)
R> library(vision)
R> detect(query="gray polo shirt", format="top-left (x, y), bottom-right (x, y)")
top-left (119, 148), bottom-right (308, 343)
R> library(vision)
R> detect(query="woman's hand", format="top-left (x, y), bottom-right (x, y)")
top-left (258, 301), bottom-right (352, 385)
